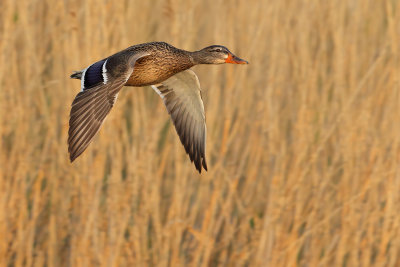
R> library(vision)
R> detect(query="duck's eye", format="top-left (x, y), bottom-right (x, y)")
top-left (215, 49), bottom-right (221, 52)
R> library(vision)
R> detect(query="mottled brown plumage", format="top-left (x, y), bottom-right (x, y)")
top-left (125, 43), bottom-right (194, 86)
top-left (69, 42), bottom-right (248, 173)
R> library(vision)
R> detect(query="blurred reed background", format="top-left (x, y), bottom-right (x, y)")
top-left (1, 0), bottom-right (400, 266)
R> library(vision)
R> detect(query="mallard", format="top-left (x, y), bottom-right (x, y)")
top-left (69, 42), bottom-right (248, 173)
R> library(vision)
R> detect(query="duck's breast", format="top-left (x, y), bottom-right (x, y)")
top-left (126, 52), bottom-right (194, 87)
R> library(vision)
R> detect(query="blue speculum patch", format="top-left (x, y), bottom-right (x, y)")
top-left (84, 59), bottom-right (106, 89)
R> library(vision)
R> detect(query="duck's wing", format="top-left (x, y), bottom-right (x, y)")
top-left (152, 70), bottom-right (207, 173)
top-left (68, 51), bottom-right (149, 162)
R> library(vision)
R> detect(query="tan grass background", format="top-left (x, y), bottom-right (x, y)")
top-left (1, 0), bottom-right (400, 266)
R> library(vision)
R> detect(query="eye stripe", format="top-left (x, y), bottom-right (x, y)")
top-left (208, 47), bottom-right (228, 53)
top-left (211, 48), bottom-right (225, 52)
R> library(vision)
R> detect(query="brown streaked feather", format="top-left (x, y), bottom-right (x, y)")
top-left (152, 70), bottom-right (207, 173)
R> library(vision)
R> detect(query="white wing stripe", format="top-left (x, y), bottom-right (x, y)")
top-left (80, 67), bottom-right (88, 92)
top-left (102, 59), bottom-right (108, 84)
top-left (151, 85), bottom-right (165, 99)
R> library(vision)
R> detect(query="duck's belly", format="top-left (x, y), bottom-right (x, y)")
top-left (125, 57), bottom-right (191, 87)
top-left (126, 65), bottom-right (172, 86)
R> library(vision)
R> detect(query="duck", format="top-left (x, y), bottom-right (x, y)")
top-left (68, 41), bottom-right (248, 173)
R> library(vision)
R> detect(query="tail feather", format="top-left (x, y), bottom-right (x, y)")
top-left (71, 71), bottom-right (83, 79)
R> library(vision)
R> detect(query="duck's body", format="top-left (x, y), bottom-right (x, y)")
top-left (69, 42), bottom-right (248, 173)
top-left (125, 42), bottom-right (194, 86)
top-left (72, 42), bottom-right (194, 86)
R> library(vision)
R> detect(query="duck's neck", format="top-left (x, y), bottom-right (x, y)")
top-left (189, 50), bottom-right (211, 65)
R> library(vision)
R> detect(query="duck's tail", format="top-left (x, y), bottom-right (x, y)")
top-left (70, 70), bottom-right (83, 79)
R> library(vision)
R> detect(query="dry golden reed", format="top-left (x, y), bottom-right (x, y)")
top-left (1, 0), bottom-right (400, 266)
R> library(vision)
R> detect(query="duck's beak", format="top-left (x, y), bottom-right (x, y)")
top-left (225, 53), bottom-right (249, 64)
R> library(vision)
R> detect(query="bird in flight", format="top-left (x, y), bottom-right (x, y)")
top-left (69, 42), bottom-right (248, 173)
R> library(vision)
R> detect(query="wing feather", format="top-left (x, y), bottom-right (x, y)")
top-left (68, 51), bottom-right (150, 162)
top-left (68, 81), bottom-right (124, 161)
top-left (152, 70), bottom-right (208, 173)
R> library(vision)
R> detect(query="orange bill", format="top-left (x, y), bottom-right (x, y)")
top-left (225, 53), bottom-right (249, 64)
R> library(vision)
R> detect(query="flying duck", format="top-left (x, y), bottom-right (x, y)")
top-left (69, 42), bottom-right (248, 173)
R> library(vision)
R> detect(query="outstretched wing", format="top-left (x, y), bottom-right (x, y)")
top-left (68, 51), bottom-right (149, 162)
top-left (152, 70), bottom-right (207, 173)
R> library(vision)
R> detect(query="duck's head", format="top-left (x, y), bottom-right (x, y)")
top-left (192, 45), bottom-right (249, 65)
